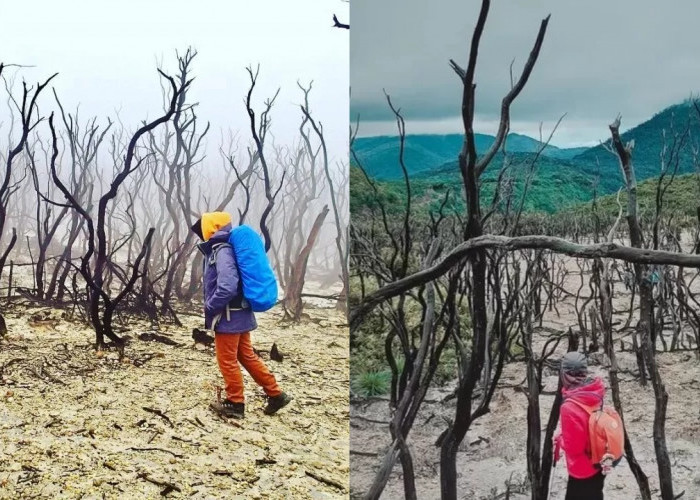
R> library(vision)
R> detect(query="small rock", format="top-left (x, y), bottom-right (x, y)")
top-left (311, 490), bottom-right (335, 500)
top-left (694, 474), bottom-right (700, 485)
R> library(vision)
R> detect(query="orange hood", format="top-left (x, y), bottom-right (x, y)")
top-left (200, 212), bottom-right (232, 241)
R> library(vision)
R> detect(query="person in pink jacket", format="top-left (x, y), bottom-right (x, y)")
top-left (554, 351), bottom-right (606, 500)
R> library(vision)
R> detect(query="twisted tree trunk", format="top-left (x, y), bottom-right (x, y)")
top-left (283, 205), bottom-right (329, 321)
top-left (609, 117), bottom-right (674, 500)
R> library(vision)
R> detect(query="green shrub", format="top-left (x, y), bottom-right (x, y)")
top-left (351, 370), bottom-right (391, 397)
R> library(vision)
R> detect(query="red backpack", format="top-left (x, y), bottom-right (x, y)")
top-left (566, 395), bottom-right (625, 468)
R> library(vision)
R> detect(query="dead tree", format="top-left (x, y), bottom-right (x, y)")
top-left (650, 122), bottom-right (689, 353)
top-left (276, 140), bottom-right (326, 320)
top-left (351, 95), bottom-right (443, 499)
top-left (351, 233), bottom-right (700, 330)
top-left (609, 117), bottom-right (675, 500)
top-left (45, 100), bottom-right (106, 302)
top-left (283, 205), bottom-right (330, 320)
top-left (0, 66), bottom-right (57, 279)
top-left (594, 191), bottom-right (652, 500)
top-left (360, 240), bottom-right (451, 500)
top-left (48, 63), bottom-right (189, 348)
top-left (353, 93), bottom-right (419, 410)
top-left (147, 49), bottom-right (210, 311)
top-left (26, 133), bottom-right (70, 300)
top-left (299, 82), bottom-right (349, 311)
top-left (244, 65), bottom-right (285, 253)
top-left (271, 143), bottom-right (309, 290)
top-left (436, 3), bottom-right (550, 496)
top-left (215, 139), bottom-right (258, 221)
top-left (521, 302), bottom-right (567, 500)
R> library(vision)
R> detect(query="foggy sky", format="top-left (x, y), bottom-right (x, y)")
top-left (1, 0), bottom-right (348, 163)
top-left (350, 0), bottom-right (700, 146)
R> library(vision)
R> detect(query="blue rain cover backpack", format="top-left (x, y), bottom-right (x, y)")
top-left (228, 225), bottom-right (278, 312)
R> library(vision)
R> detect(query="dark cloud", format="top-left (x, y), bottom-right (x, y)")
top-left (350, 0), bottom-right (700, 144)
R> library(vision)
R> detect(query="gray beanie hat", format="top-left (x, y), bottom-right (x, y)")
top-left (561, 351), bottom-right (587, 373)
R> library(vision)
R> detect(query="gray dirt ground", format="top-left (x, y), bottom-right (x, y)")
top-left (350, 256), bottom-right (700, 499)
top-left (351, 348), bottom-right (700, 499)
top-left (0, 303), bottom-right (349, 499)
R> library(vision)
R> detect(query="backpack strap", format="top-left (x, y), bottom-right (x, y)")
top-left (206, 242), bottom-right (250, 311)
top-left (563, 391), bottom-right (604, 412)
top-left (565, 398), bottom-right (596, 414)
top-left (209, 242), bottom-right (231, 267)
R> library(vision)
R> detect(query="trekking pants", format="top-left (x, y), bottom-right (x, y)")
top-left (214, 332), bottom-right (282, 403)
top-left (565, 471), bottom-right (605, 500)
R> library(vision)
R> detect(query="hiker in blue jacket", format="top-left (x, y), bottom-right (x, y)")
top-left (191, 211), bottom-right (292, 419)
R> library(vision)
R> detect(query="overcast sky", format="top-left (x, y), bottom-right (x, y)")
top-left (350, 0), bottom-right (700, 147)
top-left (1, 0), bottom-right (348, 163)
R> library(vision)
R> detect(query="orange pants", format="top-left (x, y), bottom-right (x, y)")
top-left (214, 332), bottom-right (281, 403)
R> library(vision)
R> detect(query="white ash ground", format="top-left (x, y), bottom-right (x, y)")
top-left (0, 304), bottom-right (349, 499)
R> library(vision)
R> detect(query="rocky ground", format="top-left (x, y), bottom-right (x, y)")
top-left (0, 302), bottom-right (349, 499)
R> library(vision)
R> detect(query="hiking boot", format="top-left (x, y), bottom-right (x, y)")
top-left (210, 399), bottom-right (244, 419)
top-left (264, 392), bottom-right (293, 415)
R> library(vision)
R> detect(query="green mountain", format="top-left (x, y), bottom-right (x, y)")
top-left (409, 153), bottom-right (594, 213)
top-left (351, 101), bottom-right (700, 213)
top-left (563, 173), bottom-right (700, 220)
top-left (352, 132), bottom-right (587, 180)
top-left (572, 102), bottom-right (700, 191)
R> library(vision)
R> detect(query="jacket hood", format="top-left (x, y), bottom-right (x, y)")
top-left (562, 376), bottom-right (605, 408)
top-left (201, 212), bottom-right (232, 242)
